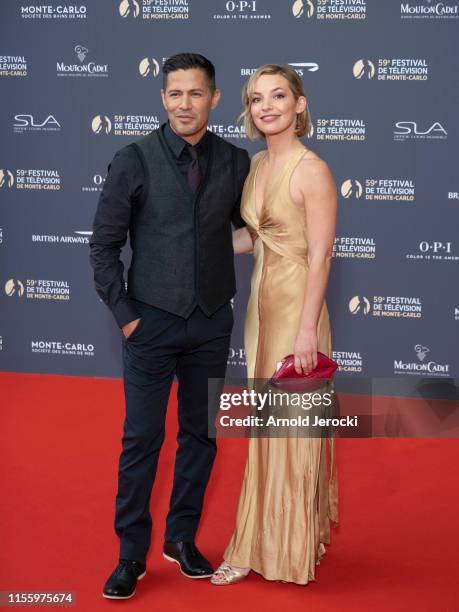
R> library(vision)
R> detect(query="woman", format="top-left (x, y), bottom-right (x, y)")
top-left (211, 64), bottom-right (339, 586)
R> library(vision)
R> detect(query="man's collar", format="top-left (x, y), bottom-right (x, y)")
top-left (162, 121), bottom-right (210, 157)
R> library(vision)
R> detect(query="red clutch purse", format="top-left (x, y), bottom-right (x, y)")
top-left (269, 352), bottom-right (338, 393)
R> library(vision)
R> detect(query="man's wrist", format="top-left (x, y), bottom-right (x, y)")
top-left (112, 300), bottom-right (140, 329)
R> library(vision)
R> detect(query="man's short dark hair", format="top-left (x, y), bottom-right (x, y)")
top-left (162, 53), bottom-right (216, 91)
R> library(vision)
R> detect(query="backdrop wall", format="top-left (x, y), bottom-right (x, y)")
top-left (1, 0), bottom-right (458, 398)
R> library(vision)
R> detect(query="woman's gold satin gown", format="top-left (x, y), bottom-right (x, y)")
top-left (223, 145), bottom-right (339, 585)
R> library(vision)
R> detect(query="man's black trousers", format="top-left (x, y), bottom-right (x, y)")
top-left (115, 300), bottom-right (233, 563)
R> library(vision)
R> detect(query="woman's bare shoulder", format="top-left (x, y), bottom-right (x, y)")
top-left (294, 149), bottom-right (333, 181)
top-left (291, 149), bottom-right (336, 204)
top-left (250, 149), bottom-right (267, 167)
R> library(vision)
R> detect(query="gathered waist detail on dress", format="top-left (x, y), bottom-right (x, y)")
top-left (256, 229), bottom-right (309, 268)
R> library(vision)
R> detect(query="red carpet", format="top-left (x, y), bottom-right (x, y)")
top-left (0, 373), bottom-right (458, 611)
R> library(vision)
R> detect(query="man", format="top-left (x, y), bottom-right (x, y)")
top-left (89, 53), bottom-right (250, 599)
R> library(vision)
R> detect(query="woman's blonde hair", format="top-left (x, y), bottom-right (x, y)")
top-left (240, 64), bottom-right (312, 140)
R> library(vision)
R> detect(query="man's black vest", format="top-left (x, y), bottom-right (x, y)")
top-left (127, 128), bottom-right (243, 318)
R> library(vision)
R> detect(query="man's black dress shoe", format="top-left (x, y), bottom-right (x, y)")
top-left (102, 559), bottom-right (147, 599)
top-left (163, 541), bottom-right (213, 578)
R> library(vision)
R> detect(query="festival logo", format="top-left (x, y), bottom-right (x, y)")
top-left (120, 0), bottom-right (191, 20)
top-left (394, 345), bottom-right (450, 377)
top-left (293, 0), bottom-right (367, 20)
top-left (400, 1), bottom-right (458, 19)
top-left (353, 58), bottom-right (430, 81)
top-left (394, 121), bottom-right (447, 141)
top-left (5, 278), bottom-right (71, 301)
top-left (333, 236), bottom-right (376, 259)
top-left (332, 349), bottom-right (364, 373)
top-left (353, 59), bottom-right (375, 79)
top-left (1, 168), bottom-right (61, 191)
top-left (315, 117), bottom-right (366, 141)
top-left (292, 0), bottom-right (314, 18)
top-left (349, 295), bottom-right (423, 318)
top-left (56, 45), bottom-right (109, 77)
top-left (5, 278), bottom-right (70, 302)
top-left (0, 55), bottom-right (28, 77)
top-left (139, 57), bottom-right (160, 77)
top-left (341, 178), bottom-right (415, 202)
top-left (341, 179), bottom-right (363, 199)
top-left (13, 114), bottom-right (61, 134)
top-left (0, 170), bottom-right (15, 189)
top-left (20, 4), bottom-right (87, 19)
top-left (91, 115), bottom-right (112, 134)
top-left (348, 296), bottom-right (371, 315)
top-left (405, 240), bottom-right (457, 262)
top-left (213, 1), bottom-right (271, 20)
top-left (119, 0), bottom-right (140, 17)
top-left (91, 114), bottom-right (159, 136)
top-left (4, 279), bottom-right (24, 297)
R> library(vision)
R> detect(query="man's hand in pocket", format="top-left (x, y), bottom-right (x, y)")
top-left (122, 318), bottom-right (141, 339)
